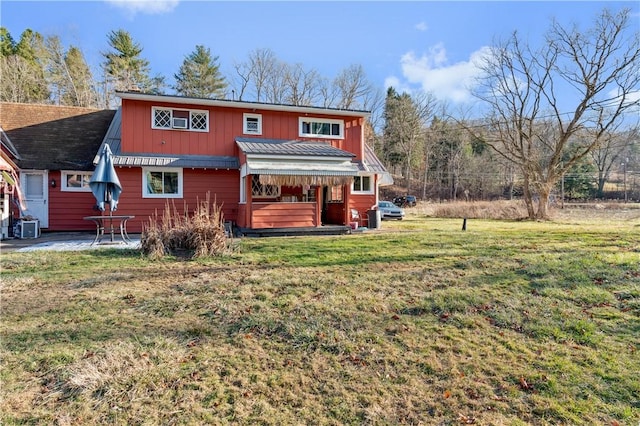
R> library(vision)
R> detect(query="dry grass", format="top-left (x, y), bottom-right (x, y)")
top-left (411, 199), bottom-right (640, 222)
top-left (1, 212), bottom-right (639, 425)
top-left (426, 200), bottom-right (529, 220)
top-left (140, 194), bottom-right (228, 259)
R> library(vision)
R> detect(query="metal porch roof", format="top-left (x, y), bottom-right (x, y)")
top-left (236, 137), bottom-right (355, 158)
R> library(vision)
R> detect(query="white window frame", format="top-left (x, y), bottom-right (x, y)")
top-left (61, 171), bottom-right (93, 192)
top-left (243, 113), bottom-right (262, 135)
top-left (299, 117), bottom-right (344, 139)
top-left (142, 167), bottom-right (183, 198)
top-left (151, 107), bottom-right (209, 132)
top-left (240, 176), bottom-right (247, 203)
top-left (351, 175), bottom-right (374, 195)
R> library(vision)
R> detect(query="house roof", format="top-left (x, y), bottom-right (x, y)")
top-left (236, 137), bottom-right (355, 158)
top-left (362, 144), bottom-right (387, 173)
top-left (0, 127), bottom-right (21, 160)
top-left (117, 91), bottom-right (371, 118)
top-left (0, 103), bottom-right (116, 170)
top-left (100, 108), bottom-right (239, 170)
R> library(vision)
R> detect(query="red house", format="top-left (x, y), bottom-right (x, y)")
top-left (2, 93), bottom-right (390, 236)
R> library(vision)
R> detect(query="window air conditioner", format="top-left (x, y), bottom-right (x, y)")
top-left (172, 117), bottom-right (188, 129)
top-left (17, 220), bottom-right (39, 239)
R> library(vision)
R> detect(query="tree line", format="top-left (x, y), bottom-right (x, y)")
top-left (0, 28), bottom-right (382, 113)
top-left (2, 7), bottom-right (638, 219)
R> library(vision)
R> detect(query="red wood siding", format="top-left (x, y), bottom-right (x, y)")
top-left (251, 202), bottom-right (316, 228)
top-left (121, 100), bottom-right (365, 161)
top-left (47, 168), bottom-right (239, 233)
top-left (48, 171), bottom-right (104, 231)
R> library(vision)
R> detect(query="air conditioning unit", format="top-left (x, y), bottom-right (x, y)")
top-left (16, 219), bottom-right (39, 239)
top-left (172, 117), bottom-right (188, 129)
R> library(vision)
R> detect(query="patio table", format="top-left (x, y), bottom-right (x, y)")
top-left (83, 215), bottom-right (135, 245)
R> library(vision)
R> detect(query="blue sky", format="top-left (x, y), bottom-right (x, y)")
top-left (2, 0), bottom-right (639, 107)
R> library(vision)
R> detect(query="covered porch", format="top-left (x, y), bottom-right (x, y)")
top-left (235, 138), bottom-right (360, 232)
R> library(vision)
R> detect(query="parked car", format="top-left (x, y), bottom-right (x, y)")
top-left (393, 195), bottom-right (417, 207)
top-left (378, 201), bottom-right (405, 220)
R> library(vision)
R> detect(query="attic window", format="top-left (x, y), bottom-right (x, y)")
top-left (243, 113), bottom-right (262, 135)
top-left (152, 107), bottom-right (209, 132)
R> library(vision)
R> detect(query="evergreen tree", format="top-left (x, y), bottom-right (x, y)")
top-left (174, 45), bottom-right (226, 98)
top-left (0, 27), bottom-right (16, 56)
top-left (0, 28), bottom-right (49, 103)
top-left (102, 29), bottom-right (154, 92)
top-left (64, 47), bottom-right (99, 107)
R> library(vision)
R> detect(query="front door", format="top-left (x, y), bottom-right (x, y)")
top-left (20, 171), bottom-right (49, 228)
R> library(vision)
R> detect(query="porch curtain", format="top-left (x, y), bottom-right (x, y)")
top-left (258, 174), bottom-right (353, 187)
top-left (247, 159), bottom-right (358, 187)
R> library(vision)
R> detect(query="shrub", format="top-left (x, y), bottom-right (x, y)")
top-left (140, 194), bottom-right (228, 259)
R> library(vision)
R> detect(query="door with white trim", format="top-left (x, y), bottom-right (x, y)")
top-left (20, 171), bottom-right (49, 228)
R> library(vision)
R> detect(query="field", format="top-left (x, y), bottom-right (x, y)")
top-left (1, 206), bottom-right (639, 425)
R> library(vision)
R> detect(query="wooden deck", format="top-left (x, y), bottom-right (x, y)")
top-left (237, 225), bottom-right (352, 238)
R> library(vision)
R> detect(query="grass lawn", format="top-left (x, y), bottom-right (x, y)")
top-left (1, 211), bottom-right (639, 425)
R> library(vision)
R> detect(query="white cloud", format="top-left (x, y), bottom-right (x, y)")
top-left (415, 22), bottom-right (428, 32)
top-left (396, 44), bottom-right (490, 104)
top-left (384, 75), bottom-right (412, 95)
top-left (106, 0), bottom-right (179, 17)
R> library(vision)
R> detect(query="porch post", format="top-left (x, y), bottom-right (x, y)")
top-left (314, 185), bottom-right (321, 227)
top-left (246, 175), bottom-right (253, 229)
top-left (343, 183), bottom-right (351, 225)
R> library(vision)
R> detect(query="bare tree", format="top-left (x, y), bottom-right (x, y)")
top-left (0, 55), bottom-right (46, 103)
top-left (384, 88), bottom-right (437, 192)
top-left (333, 64), bottom-right (371, 110)
top-left (284, 63), bottom-right (321, 106)
top-left (235, 48), bottom-right (279, 102)
top-left (471, 8), bottom-right (639, 218)
top-left (590, 126), bottom-right (639, 197)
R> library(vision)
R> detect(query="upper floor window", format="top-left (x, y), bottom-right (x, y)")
top-left (152, 107), bottom-right (208, 132)
top-left (143, 167), bottom-right (183, 198)
top-left (299, 117), bottom-right (344, 139)
top-left (243, 113), bottom-right (262, 135)
top-left (61, 171), bottom-right (92, 192)
top-left (352, 175), bottom-right (373, 194)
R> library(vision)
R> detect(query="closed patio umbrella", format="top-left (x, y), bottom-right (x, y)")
top-left (89, 145), bottom-right (122, 214)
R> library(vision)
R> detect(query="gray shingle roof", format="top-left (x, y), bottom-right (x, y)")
top-left (1, 103), bottom-right (116, 170)
top-left (236, 137), bottom-right (355, 158)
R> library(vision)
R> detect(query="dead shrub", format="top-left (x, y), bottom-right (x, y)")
top-left (140, 193), bottom-right (229, 259)
top-left (431, 200), bottom-right (528, 220)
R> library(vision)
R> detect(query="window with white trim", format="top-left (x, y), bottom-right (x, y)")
top-left (143, 167), bottom-right (183, 198)
top-left (61, 171), bottom-right (92, 192)
top-left (243, 113), bottom-right (262, 135)
top-left (352, 175), bottom-right (373, 194)
top-left (152, 107), bottom-right (209, 132)
top-left (299, 117), bottom-right (344, 139)
top-left (251, 175), bottom-right (280, 198)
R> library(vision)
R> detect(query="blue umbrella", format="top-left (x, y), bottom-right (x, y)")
top-left (89, 145), bottom-right (122, 213)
